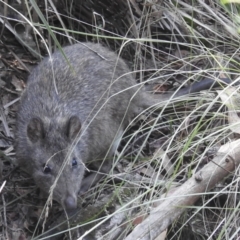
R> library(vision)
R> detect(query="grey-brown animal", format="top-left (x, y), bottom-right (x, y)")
top-left (15, 42), bottom-right (229, 210)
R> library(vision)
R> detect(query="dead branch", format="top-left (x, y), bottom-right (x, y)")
top-left (125, 139), bottom-right (240, 240)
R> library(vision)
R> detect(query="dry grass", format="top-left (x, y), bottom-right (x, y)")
top-left (1, 0), bottom-right (240, 239)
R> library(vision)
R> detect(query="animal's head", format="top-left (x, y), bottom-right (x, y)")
top-left (16, 115), bottom-right (86, 210)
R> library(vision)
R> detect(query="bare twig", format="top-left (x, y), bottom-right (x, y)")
top-left (125, 139), bottom-right (240, 240)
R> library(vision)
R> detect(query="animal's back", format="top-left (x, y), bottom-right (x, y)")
top-left (18, 43), bottom-right (140, 124)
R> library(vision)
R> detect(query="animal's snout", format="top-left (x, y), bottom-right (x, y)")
top-left (64, 195), bottom-right (77, 209)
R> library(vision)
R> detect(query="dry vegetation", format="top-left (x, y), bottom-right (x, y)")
top-left (1, 0), bottom-right (240, 239)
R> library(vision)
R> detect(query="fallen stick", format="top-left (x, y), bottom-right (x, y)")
top-left (125, 139), bottom-right (240, 240)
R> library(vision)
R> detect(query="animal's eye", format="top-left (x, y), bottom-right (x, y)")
top-left (72, 158), bottom-right (77, 167)
top-left (43, 164), bottom-right (51, 174)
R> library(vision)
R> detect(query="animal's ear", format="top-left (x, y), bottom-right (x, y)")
top-left (27, 117), bottom-right (45, 143)
top-left (66, 116), bottom-right (81, 140)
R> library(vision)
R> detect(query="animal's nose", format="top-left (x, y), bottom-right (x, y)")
top-left (64, 195), bottom-right (77, 209)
